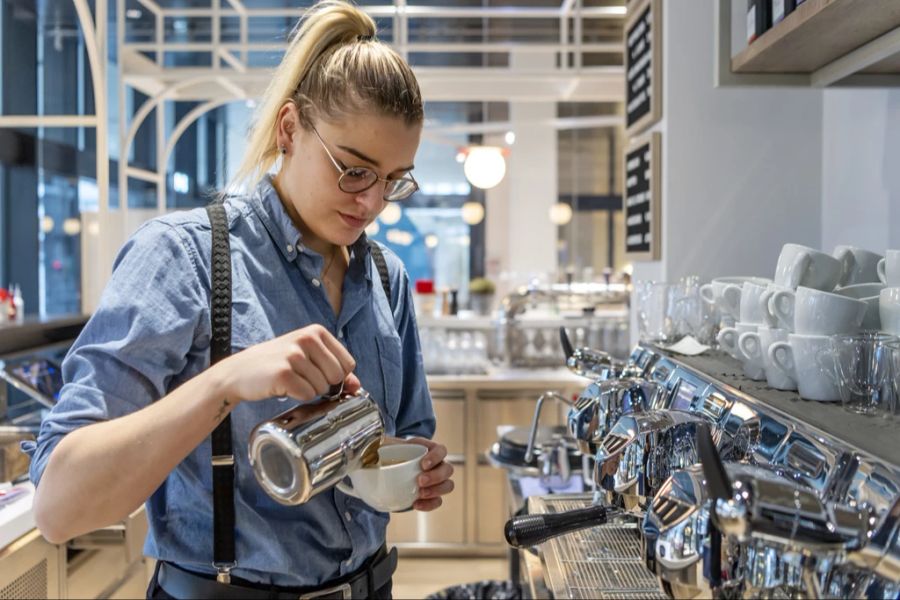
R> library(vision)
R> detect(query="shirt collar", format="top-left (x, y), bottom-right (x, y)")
top-left (250, 175), bottom-right (372, 272)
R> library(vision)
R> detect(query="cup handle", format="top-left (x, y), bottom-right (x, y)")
top-left (878, 258), bottom-right (887, 285)
top-left (717, 327), bottom-right (738, 356)
top-left (768, 342), bottom-right (795, 379)
top-left (699, 283), bottom-right (716, 305)
top-left (738, 332), bottom-right (761, 363)
top-left (721, 285), bottom-right (742, 317)
top-left (759, 289), bottom-right (776, 325)
top-left (835, 249), bottom-right (855, 287)
top-left (768, 290), bottom-right (795, 330)
top-left (789, 252), bottom-right (811, 289)
top-left (336, 479), bottom-right (361, 499)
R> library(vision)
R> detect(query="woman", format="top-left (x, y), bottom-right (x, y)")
top-left (24, 1), bottom-right (453, 597)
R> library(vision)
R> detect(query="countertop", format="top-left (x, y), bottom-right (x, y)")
top-left (427, 367), bottom-right (585, 389)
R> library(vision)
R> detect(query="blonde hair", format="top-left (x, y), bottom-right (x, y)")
top-left (229, 0), bottom-right (424, 193)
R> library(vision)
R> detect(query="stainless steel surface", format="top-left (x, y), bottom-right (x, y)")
top-left (529, 494), bottom-right (667, 600)
top-left (622, 344), bottom-right (900, 598)
top-left (248, 391), bottom-right (384, 505)
top-left (567, 378), bottom-right (665, 455)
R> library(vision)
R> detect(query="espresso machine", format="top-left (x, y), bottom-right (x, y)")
top-left (505, 343), bottom-right (900, 600)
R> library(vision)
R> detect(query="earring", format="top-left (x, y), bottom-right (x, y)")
top-left (280, 146), bottom-right (287, 155)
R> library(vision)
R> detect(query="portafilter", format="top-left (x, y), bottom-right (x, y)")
top-left (593, 410), bottom-right (710, 514)
top-left (567, 378), bottom-right (665, 455)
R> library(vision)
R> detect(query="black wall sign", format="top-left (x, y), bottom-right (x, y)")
top-left (625, 0), bottom-right (661, 137)
top-left (624, 132), bottom-right (660, 260)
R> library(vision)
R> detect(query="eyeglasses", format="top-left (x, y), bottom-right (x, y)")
top-left (311, 126), bottom-right (418, 202)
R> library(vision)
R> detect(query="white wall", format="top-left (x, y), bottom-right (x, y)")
top-left (822, 89), bottom-right (900, 252)
top-left (632, 0), bottom-right (824, 291)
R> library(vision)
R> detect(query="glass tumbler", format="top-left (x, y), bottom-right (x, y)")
top-left (830, 332), bottom-right (897, 416)
top-left (882, 340), bottom-right (900, 418)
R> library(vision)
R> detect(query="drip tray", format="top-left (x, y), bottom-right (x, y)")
top-left (528, 494), bottom-right (667, 600)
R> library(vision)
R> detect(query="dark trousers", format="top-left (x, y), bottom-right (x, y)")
top-left (146, 561), bottom-right (393, 600)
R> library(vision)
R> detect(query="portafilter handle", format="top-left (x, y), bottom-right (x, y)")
top-left (504, 505), bottom-right (609, 549)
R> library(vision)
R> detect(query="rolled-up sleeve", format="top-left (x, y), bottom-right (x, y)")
top-left (23, 221), bottom-right (207, 486)
top-left (390, 264), bottom-right (436, 440)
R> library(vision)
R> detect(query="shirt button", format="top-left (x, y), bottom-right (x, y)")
top-left (312, 278), bottom-right (321, 287)
top-left (337, 330), bottom-right (344, 339)
top-left (286, 243), bottom-right (293, 254)
top-left (344, 511), bottom-right (352, 522)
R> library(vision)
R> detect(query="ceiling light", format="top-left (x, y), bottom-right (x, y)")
top-left (461, 201), bottom-right (485, 226)
top-left (41, 216), bottom-right (55, 233)
top-left (386, 229), bottom-right (413, 246)
top-left (549, 202), bottom-right (573, 225)
top-left (505, 131), bottom-right (516, 145)
top-left (425, 234), bottom-right (439, 249)
top-left (365, 221), bottom-right (380, 236)
top-left (463, 146), bottom-right (506, 190)
top-left (126, 8), bottom-right (142, 19)
top-left (455, 151), bottom-right (466, 164)
top-left (379, 203), bottom-right (402, 226)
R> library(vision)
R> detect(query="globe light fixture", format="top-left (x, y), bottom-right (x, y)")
top-left (460, 201), bottom-right (485, 225)
top-left (425, 234), bottom-right (439, 249)
top-left (463, 146), bottom-right (506, 190)
top-left (549, 202), bottom-right (573, 226)
top-left (365, 221), bottom-right (380, 236)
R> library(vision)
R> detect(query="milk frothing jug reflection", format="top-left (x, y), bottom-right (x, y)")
top-left (248, 388), bottom-right (385, 505)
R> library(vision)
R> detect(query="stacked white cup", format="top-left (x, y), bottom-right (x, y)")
top-left (717, 281), bottom-right (770, 381)
top-left (757, 244), bottom-right (869, 402)
top-left (880, 251), bottom-right (900, 337)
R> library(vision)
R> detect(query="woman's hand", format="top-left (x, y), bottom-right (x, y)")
top-left (401, 437), bottom-right (455, 512)
top-left (214, 324), bottom-right (360, 404)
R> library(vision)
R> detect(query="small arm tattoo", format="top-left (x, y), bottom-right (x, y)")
top-left (214, 398), bottom-right (231, 422)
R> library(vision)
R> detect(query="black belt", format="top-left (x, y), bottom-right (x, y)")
top-left (157, 547), bottom-right (397, 600)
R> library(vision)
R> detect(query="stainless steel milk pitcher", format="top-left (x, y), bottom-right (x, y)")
top-left (249, 389), bottom-right (385, 505)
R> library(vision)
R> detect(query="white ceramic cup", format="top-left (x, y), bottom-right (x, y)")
top-left (739, 281), bottom-right (769, 325)
top-left (834, 283), bottom-right (885, 330)
top-left (337, 443), bottom-right (426, 512)
top-left (877, 250), bottom-right (900, 287)
top-left (739, 326), bottom-right (796, 391)
top-left (767, 286), bottom-right (866, 336)
top-left (833, 246), bottom-right (883, 286)
top-left (759, 283), bottom-right (792, 329)
top-left (718, 322), bottom-right (765, 380)
top-left (700, 276), bottom-right (771, 321)
top-left (880, 288), bottom-right (900, 336)
top-left (768, 334), bottom-right (840, 402)
top-left (774, 243), bottom-right (842, 291)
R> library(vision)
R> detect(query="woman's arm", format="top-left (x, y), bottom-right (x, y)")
top-left (33, 324), bottom-right (358, 544)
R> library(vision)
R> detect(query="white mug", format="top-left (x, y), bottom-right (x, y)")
top-left (337, 443), bottom-right (426, 512)
top-left (739, 281), bottom-right (769, 325)
top-left (774, 243), bottom-right (842, 291)
top-left (768, 334), bottom-right (840, 402)
top-left (718, 322), bottom-right (765, 380)
top-left (834, 283), bottom-right (885, 331)
top-left (833, 246), bottom-right (883, 286)
top-left (880, 288), bottom-right (900, 336)
top-left (739, 326), bottom-right (796, 391)
top-left (700, 276), bottom-right (771, 321)
top-left (759, 283), bottom-right (792, 329)
top-left (768, 286), bottom-right (866, 336)
top-left (877, 250), bottom-right (900, 287)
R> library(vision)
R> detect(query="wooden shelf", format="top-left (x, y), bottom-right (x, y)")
top-left (732, 0), bottom-right (900, 74)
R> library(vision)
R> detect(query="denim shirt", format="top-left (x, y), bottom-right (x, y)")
top-left (23, 176), bottom-right (435, 587)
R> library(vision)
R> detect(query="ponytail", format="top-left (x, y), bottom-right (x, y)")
top-left (228, 0), bottom-right (423, 194)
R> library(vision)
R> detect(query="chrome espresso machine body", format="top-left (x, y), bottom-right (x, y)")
top-left (509, 343), bottom-right (900, 599)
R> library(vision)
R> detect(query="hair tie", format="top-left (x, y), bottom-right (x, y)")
top-left (357, 34), bottom-right (374, 42)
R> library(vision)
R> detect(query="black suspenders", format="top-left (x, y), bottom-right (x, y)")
top-left (206, 203), bottom-right (237, 583)
top-left (204, 201), bottom-right (391, 583)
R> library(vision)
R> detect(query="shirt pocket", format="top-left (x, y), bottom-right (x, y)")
top-left (374, 333), bottom-right (403, 428)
